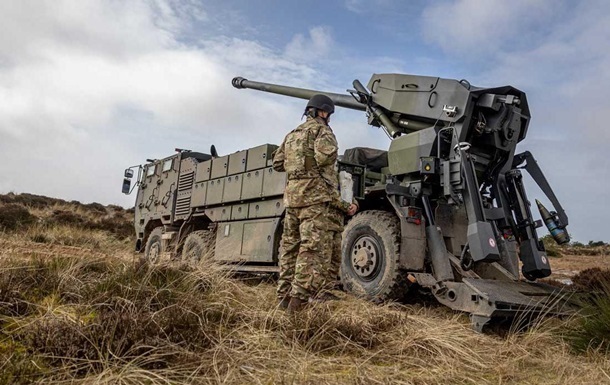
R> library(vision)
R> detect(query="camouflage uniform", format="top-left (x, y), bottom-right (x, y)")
top-left (322, 209), bottom-right (344, 292)
top-left (273, 116), bottom-right (350, 301)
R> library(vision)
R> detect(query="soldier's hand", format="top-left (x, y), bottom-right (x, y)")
top-left (347, 203), bottom-right (358, 216)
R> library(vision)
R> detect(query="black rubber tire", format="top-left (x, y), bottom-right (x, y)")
top-left (182, 230), bottom-right (216, 264)
top-left (340, 210), bottom-right (407, 302)
top-left (144, 226), bottom-right (164, 264)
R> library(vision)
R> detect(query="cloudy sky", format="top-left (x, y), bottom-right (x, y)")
top-left (1, 0), bottom-right (608, 242)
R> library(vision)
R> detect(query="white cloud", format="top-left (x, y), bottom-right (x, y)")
top-left (0, 1), bottom-right (330, 206)
top-left (344, 0), bottom-right (395, 14)
top-left (284, 26), bottom-right (334, 62)
top-left (421, 0), bottom-right (557, 54)
top-left (0, 1), bottom-right (379, 208)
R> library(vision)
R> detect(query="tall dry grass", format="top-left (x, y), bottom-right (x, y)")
top-left (1, 253), bottom-right (609, 385)
top-left (1, 194), bottom-right (609, 384)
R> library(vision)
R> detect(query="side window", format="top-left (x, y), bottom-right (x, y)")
top-left (162, 159), bottom-right (173, 173)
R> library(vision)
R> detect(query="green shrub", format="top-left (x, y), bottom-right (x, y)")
top-left (587, 240), bottom-right (607, 247)
top-left (568, 278), bottom-right (610, 354)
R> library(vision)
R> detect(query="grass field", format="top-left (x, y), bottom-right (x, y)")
top-left (1, 194), bottom-right (609, 384)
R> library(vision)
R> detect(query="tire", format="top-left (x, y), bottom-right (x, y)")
top-left (144, 226), bottom-right (164, 264)
top-left (340, 210), bottom-right (407, 302)
top-left (182, 230), bottom-right (216, 264)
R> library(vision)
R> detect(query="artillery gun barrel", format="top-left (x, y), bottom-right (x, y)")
top-left (232, 77), bottom-right (366, 112)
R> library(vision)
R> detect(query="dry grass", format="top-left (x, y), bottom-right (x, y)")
top-left (0, 253), bottom-right (609, 385)
top-left (550, 253), bottom-right (610, 283)
top-left (1, 193), bottom-right (610, 384)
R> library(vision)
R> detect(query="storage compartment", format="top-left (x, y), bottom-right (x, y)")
top-left (248, 198), bottom-right (284, 219)
top-left (246, 144), bottom-right (278, 171)
top-left (222, 174), bottom-right (242, 203)
top-left (205, 207), bottom-right (221, 222)
top-left (231, 203), bottom-right (248, 220)
top-left (219, 206), bottom-right (231, 221)
top-left (211, 155), bottom-right (229, 179)
top-left (262, 167), bottom-right (286, 197)
top-left (191, 181), bottom-right (207, 207)
top-left (214, 221), bottom-right (244, 262)
top-left (241, 169), bottom-right (263, 200)
top-left (242, 219), bottom-right (279, 262)
top-left (214, 218), bottom-right (279, 263)
top-left (206, 178), bottom-right (225, 205)
top-left (228, 150), bottom-right (248, 175)
top-left (195, 160), bottom-right (211, 182)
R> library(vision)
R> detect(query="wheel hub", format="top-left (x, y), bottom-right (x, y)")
top-left (149, 243), bottom-right (161, 264)
top-left (350, 235), bottom-right (380, 279)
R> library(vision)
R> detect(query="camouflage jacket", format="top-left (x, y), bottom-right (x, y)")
top-left (272, 116), bottom-right (349, 210)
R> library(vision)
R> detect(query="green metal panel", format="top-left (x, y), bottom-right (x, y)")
top-left (261, 167), bottom-right (286, 197)
top-left (228, 150), bottom-right (248, 175)
top-left (191, 181), bottom-right (207, 207)
top-left (388, 127), bottom-right (436, 175)
top-left (195, 160), bottom-right (211, 182)
top-left (214, 221), bottom-right (244, 262)
top-left (241, 169), bottom-right (263, 200)
top-left (211, 155), bottom-right (229, 179)
top-left (219, 206), bottom-right (231, 221)
top-left (214, 218), bottom-right (280, 263)
top-left (205, 207), bottom-right (221, 222)
top-left (248, 198), bottom-right (284, 219)
top-left (242, 219), bottom-right (279, 262)
top-left (206, 178), bottom-right (225, 205)
top-left (231, 203), bottom-right (248, 220)
top-left (367, 73), bottom-right (470, 124)
top-left (246, 144), bottom-right (278, 171)
top-left (222, 174), bottom-right (243, 203)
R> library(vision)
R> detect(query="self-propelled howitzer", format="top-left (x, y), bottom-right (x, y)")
top-left (232, 73), bottom-right (572, 330)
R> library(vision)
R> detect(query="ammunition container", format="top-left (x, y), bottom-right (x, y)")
top-left (246, 144), bottom-right (278, 171)
top-left (211, 155), bottom-right (229, 179)
top-left (195, 160), bottom-right (211, 182)
top-left (241, 169), bottom-right (263, 200)
top-left (222, 174), bottom-right (242, 202)
top-left (262, 167), bottom-right (286, 197)
top-left (206, 178), bottom-right (225, 205)
top-left (228, 150), bottom-right (248, 175)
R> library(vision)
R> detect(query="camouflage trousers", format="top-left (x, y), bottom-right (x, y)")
top-left (277, 203), bottom-right (344, 301)
top-left (321, 229), bottom-right (342, 293)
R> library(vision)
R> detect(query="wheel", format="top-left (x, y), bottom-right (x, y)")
top-left (144, 226), bottom-right (165, 264)
top-left (340, 210), bottom-right (407, 302)
top-left (182, 230), bottom-right (216, 264)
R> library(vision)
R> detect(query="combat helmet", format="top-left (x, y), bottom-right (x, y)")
top-left (306, 94), bottom-right (335, 114)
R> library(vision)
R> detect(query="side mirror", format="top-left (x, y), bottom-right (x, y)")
top-left (122, 178), bottom-right (132, 194)
top-left (124, 168), bottom-right (134, 178)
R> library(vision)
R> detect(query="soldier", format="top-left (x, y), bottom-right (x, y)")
top-left (272, 94), bottom-right (357, 312)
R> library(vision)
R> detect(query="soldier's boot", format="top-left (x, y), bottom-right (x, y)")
top-left (309, 291), bottom-right (340, 303)
top-left (278, 295), bottom-right (291, 310)
top-left (287, 297), bottom-right (306, 313)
